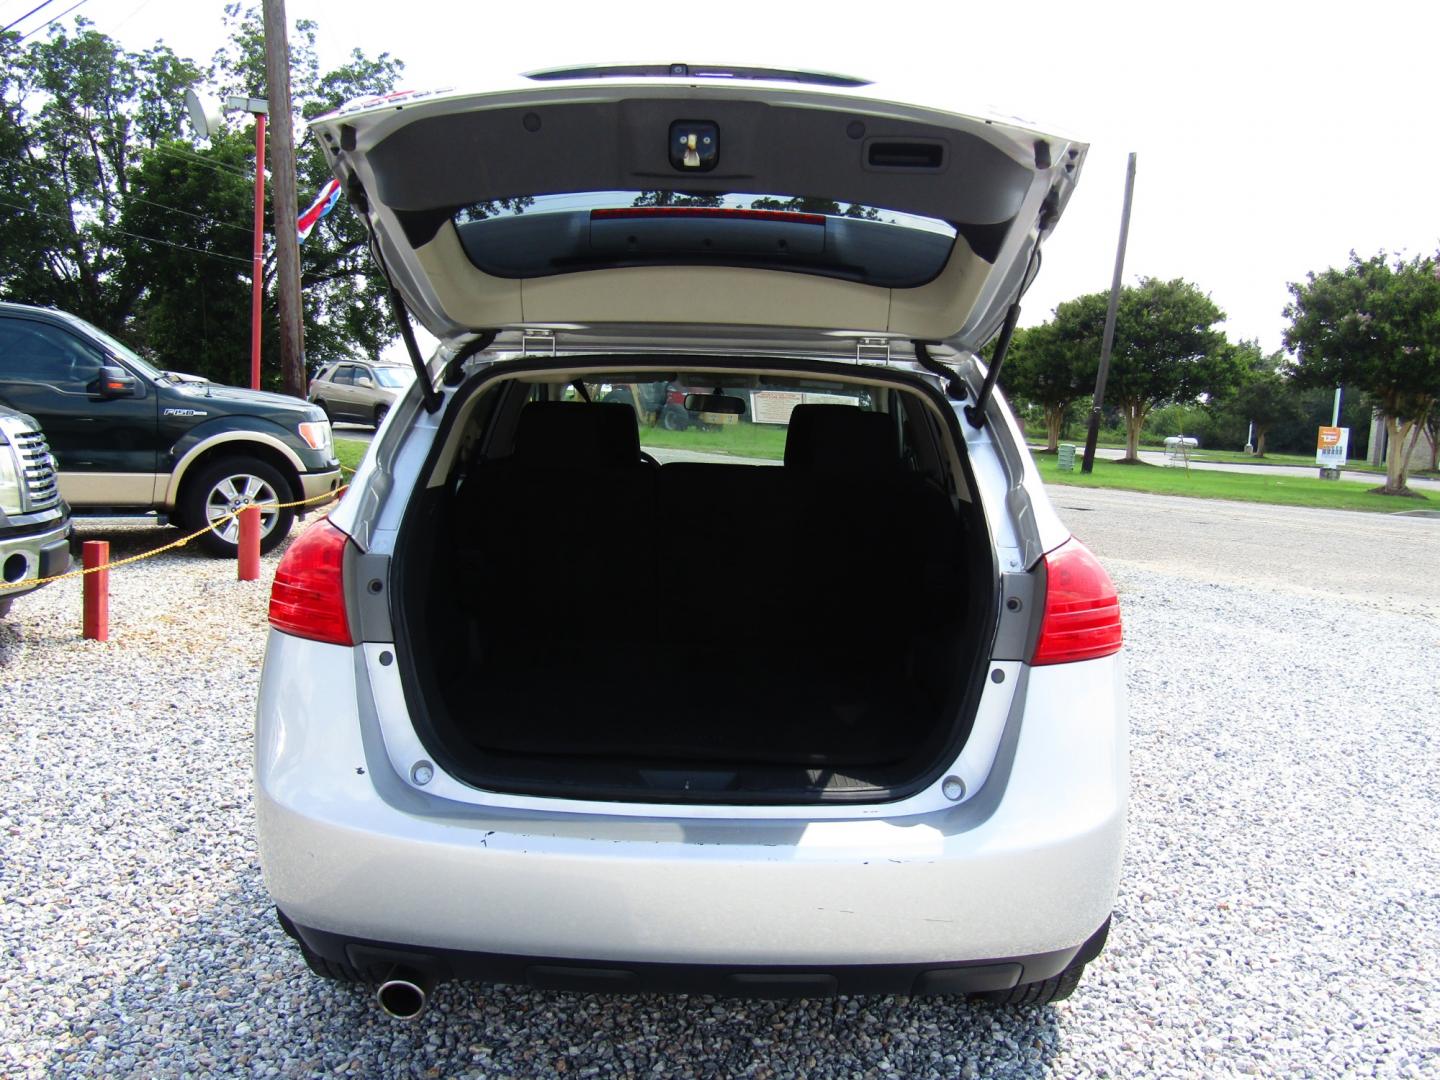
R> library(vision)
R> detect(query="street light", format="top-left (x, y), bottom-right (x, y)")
top-left (183, 90), bottom-right (269, 391)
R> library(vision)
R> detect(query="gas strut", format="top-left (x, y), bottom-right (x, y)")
top-left (964, 300), bottom-right (1021, 429)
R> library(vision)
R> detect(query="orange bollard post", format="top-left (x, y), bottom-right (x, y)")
top-left (238, 505), bottom-right (260, 581)
top-left (82, 540), bottom-right (109, 641)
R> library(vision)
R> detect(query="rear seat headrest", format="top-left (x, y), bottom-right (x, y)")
top-left (512, 401), bottom-right (642, 468)
top-left (784, 404), bottom-right (898, 472)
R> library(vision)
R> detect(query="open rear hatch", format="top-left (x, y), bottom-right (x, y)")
top-left (306, 70), bottom-right (1086, 352)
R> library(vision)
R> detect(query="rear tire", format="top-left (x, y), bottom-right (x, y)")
top-left (181, 457), bottom-right (295, 557)
top-left (316, 398), bottom-right (335, 423)
top-left (661, 404), bottom-right (689, 431)
top-left (373, 403), bottom-right (389, 429)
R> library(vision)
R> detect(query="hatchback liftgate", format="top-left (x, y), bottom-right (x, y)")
top-left (306, 75), bottom-right (1086, 353)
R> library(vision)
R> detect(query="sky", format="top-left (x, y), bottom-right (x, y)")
top-left (7, 0), bottom-right (1440, 354)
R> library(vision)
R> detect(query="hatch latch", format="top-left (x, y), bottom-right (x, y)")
top-left (521, 329), bottom-right (557, 357)
top-left (856, 338), bottom-right (891, 365)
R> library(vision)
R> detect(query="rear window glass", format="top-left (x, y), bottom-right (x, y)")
top-left (563, 377), bottom-right (874, 464)
top-left (373, 368), bottom-right (413, 388)
top-left (453, 191), bottom-right (956, 288)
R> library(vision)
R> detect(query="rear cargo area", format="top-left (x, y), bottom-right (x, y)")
top-left (395, 380), bottom-right (994, 801)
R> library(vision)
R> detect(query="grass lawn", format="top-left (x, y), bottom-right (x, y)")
top-left (1039, 442), bottom-right (1437, 478)
top-left (639, 421), bottom-right (788, 460)
top-left (335, 437), bottom-right (368, 474)
top-left (1037, 456), bottom-right (1438, 514)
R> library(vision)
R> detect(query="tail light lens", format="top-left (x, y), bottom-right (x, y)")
top-left (268, 517), bottom-right (353, 646)
top-left (1031, 539), bottom-right (1122, 665)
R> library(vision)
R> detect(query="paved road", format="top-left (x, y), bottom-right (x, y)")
top-left (1051, 485), bottom-right (1440, 619)
top-left (1091, 447), bottom-right (1440, 491)
top-left (331, 422), bottom-right (376, 444)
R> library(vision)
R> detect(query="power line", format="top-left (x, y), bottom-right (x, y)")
top-left (106, 0), bottom-right (157, 33)
top-left (127, 194), bottom-right (255, 235)
top-left (18, 0), bottom-right (89, 40)
top-left (149, 143), bottom-right (252, 178)
top-left (0, 197), bottom-right (253, 266)
top-left (3, 0), bottom-right (60, 33)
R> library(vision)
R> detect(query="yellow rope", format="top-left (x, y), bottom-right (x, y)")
top-left (0, 484), bottom-right (349, 591)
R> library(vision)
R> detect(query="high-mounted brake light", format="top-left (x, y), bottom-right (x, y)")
top-left (1031, 539), bottom-right (1122, 666)
top-left (590, 207), bottom-right (826, 225)
top-left (268, 518), bottom-right (353, 646)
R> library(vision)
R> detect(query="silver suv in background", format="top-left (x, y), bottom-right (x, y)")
top-left (257, 66), bottom-right (1126, 1019)
top-left (307, 360), bottom-right (414, 428)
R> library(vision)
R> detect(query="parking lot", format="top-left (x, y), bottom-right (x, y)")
top-left (1, 490), bottom-right (1436, 1078)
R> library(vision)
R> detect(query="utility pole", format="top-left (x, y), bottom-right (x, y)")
top-left (1081, 152), bottom-right (1137, 474)
top-left (263, 0), bottom-right (306, 398)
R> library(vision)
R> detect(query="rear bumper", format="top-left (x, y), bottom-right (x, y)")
top-left (280, 910), bottom-right (1112, 997)
top-left (256, 633), bottom-right (1127, 976)
top-left (0, 518), bottom-right (72, 600)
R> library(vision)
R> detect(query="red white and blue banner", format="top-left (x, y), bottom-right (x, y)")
top-left (297, 178), bottom-right (342, 242)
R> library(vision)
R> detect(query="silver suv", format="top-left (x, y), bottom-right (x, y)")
top-left (307, 360), bottom-right (414, 428)
top-left (258, 66), bottom-right (1126, 1019)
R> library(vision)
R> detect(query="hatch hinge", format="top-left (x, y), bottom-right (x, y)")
top-left (856, 337), bottom-right (890, 364)
top-left (521, 329), bottom-right (557, 357)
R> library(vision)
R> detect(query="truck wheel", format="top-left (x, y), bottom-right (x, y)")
top-left (182, 457), bottom-right (295, 557)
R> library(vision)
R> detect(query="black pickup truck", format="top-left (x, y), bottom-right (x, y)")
top-left (0, 303), bottom-right (341, 555)
top-left (0, 404), bottom-right (71, 617)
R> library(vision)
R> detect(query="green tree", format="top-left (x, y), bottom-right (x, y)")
top-left (209, 3), bottom-right (407, 370)
top-left (1103, 278), bottom-right (1236, 460)
top-left (0, 21), bottom-right (201, 331)
top-left (1001, 314), bottom-right (1100, 452)
top-left (749, 195), bottom-right (879, 219)
top-left (1215, 341), bottom-right (1304, 457)
top-left (1, 9), bottom-right (408, 385)
top-left (633, 190), bottom-right (725, 208)
top-left (119, 131), bottom-right (262, 387)
top-left (1284, 251), bottom-right (1440, 494)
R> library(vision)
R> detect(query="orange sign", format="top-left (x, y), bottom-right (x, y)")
top-left (1317, 426), bottom-right (1342, 448)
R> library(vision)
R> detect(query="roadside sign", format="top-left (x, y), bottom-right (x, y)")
top-left (1316, 426), bottom-right (1349, 478)
top-left (1316, 426), bottom-right (1349, 465)
top-left (1057, 444), bottom-right (1076, 471)
top-left (752, 390), bottom-right (861, 425)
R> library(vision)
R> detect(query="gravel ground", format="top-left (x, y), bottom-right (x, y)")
top-left (1, 497), bottom-right (1438, 1078)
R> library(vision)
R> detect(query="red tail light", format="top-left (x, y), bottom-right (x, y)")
top-left (1031, 539), bottom-right (1122, 666)
top-left (268, 518), bottom-right (353, 646)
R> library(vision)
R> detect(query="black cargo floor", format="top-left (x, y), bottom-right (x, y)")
top-left (444, 644), bottom-right (932, 767)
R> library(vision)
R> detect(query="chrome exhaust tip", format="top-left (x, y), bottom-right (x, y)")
top-left (376, 967), bottom-right (435, 1020)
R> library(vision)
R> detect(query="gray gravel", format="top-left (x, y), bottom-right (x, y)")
top-left (1, 499), bottom-right (1438, 1078)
